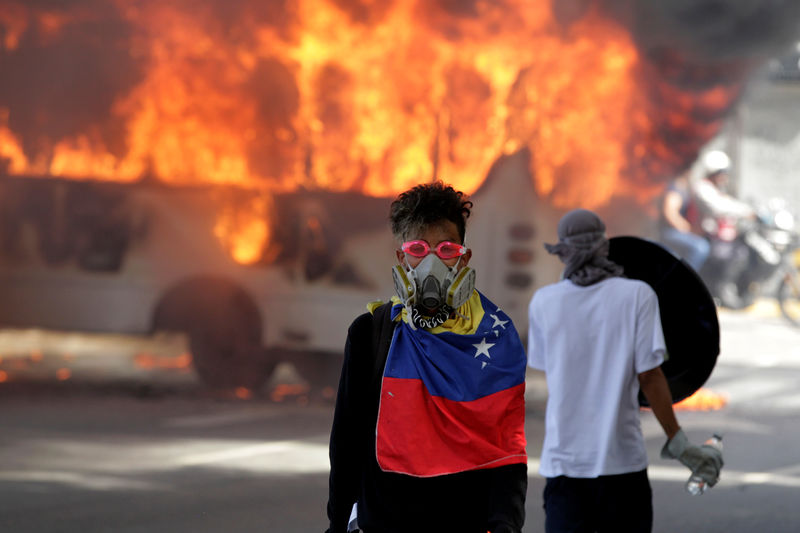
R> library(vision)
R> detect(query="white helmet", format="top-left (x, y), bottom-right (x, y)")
top-left (702, 150), bottom-right (731, 175)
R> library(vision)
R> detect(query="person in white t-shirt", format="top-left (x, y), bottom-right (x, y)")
top-left (527, 209), bottom-right (722, 533)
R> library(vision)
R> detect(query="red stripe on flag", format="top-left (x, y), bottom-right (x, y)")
top-left (376, 378), bottom-right (527, 477)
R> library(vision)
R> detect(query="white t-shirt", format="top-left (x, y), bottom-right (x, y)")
top-left (528, 277), bottom-right (666, 478)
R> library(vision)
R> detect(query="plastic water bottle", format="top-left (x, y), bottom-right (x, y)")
top-left (686, 434), bottom-right (723, 495)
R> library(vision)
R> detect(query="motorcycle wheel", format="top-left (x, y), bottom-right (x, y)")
top-left (716, 279), bottom-right (757, 310)
top-left (777, 271), bottom-right (800, 327)
top-left (736, 278), bottom-right (759, 309)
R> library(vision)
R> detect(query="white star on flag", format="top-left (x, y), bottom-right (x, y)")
top-left (490, 313), bottom-right (508, 329)
top-left (473, 337), bottom-right (495, 359)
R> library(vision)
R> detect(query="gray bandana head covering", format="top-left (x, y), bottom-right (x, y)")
top-left (545, 208), bottom-right (624, 286)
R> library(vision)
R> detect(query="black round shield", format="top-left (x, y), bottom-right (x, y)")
top-left (608, 236), bottom-right (720, 405)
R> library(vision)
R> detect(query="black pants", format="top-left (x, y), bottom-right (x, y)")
top-left (543, 469), bottom-right (652, 533)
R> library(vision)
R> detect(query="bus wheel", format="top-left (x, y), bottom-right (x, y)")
top-left (152, 277), bottom-right (274, 391)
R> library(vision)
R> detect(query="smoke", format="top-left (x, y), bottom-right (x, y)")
top-left (579, 0), bottom-right (800, 181)
top-left (0, 1), bottom-right (142, 160)
top-left (597, 0), bottom-right (800, 90)
top-left (245, 57), bottom-right (302, 181)
top-left (628, 0), bottom-right (800, 62)
top-left (328, 0), bottom-right (395, 24)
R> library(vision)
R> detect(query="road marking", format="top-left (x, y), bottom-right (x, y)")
top-left (5, 434), bottom-right (800, 490)
top-left (684, 468), bottom-right (800, 489)
top-left (176, 440), bottom-right (303, 466)
top-left (640, 414), bottom-right (772, 439)
top-left (709, 375), bottom-right (799, 406)
top-left (163, 408), bottom-right (284, 429)
top-left (527, 458), bottom-right (800, 489)
top-left (0, 470), bottom-right (169, 491)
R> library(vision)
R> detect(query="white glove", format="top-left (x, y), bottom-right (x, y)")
top-left (661, 429), bottom-right (723, 486)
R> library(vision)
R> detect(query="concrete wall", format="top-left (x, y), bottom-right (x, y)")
top-left (730, 78), bottom-right (800, 214)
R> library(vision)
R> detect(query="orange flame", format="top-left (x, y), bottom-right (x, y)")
top-left (134, 351), bottom-right (192, 370)
top-left (0, 120), bottom-right (28, 173)
top-left (271, 383), bottom-right (310, 402)
top-left (674, 387), bottom-right (728, 411)
top-left (0, 3), bottom-right (28, 51)
top-left (213, 193), bottom-right (274, 265)
top-left (0, 1), bottom-right (744, 261)
top-left (234, 386), bottom-right (253, 400)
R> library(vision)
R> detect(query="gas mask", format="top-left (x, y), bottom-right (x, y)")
top-left (392, 254), bottom-right (476, 329)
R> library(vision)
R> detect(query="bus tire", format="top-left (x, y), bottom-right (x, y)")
top-left (152, 277), bottom-right (274, 391)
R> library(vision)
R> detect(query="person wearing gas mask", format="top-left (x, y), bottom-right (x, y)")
top-left (527, 209), bottom-right (723, 533)
top-left (325, 182), bottom-right (528, 533)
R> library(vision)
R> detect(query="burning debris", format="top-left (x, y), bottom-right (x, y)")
top-left (674, 387), bottom-right (729, 412)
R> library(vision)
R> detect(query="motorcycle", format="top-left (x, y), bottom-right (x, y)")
top-left (698, 199), bottom-right (800, 326)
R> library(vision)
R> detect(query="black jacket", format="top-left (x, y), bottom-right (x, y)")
top-left (325, 303), bottom-right (527, 533)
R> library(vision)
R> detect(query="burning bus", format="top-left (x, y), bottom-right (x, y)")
top-left (0, 153), bottom-right (559, 390)
top-left (1, 0), bottom-right (797, 389)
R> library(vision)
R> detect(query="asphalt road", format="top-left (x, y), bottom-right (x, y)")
top-left (1, 305), bottom-right (800, 532)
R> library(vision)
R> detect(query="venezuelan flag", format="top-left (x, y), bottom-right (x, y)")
top-left (376, 291), bottom-right (527, 477)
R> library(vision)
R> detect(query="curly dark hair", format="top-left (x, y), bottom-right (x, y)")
top-left (389, 181), bottom-right (473, 243)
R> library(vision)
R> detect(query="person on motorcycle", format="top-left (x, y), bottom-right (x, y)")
top-left (659, 170), bottom-right (709, 272)
top-left (692, 150), bottom-right (755, 232)
top-left (692, 150), bottom-right (757, 306)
